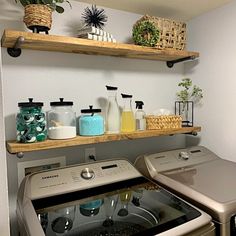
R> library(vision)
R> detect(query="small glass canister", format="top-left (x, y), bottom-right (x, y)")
top-left (48, 98), bottom-right (76, 139)
top-left (16, 98), bottom-right (47, 143)
top-left (79, 105), bottom-right (104, 136)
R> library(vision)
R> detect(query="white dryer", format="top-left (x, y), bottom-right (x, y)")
top-left (17, 159), bottom-right (215, 236)
top-left (135, 146), bottom-right (236, 236)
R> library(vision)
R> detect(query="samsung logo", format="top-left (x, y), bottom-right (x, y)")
top-left (42, 174), bottom-right (59, 180)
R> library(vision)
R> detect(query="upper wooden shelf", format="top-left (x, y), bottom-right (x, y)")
top-left (7, 126), bottom-right (201, 154)
top-left (1, 30), bottom-right (199, 66)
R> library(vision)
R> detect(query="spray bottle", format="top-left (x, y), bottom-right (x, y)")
top-left (135, 101), bottom-right (146, 131)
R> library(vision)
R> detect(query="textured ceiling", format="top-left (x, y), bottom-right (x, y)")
top-left (78, 0), bottom-right (232, 21)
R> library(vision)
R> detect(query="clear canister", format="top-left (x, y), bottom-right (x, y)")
top-left (79, 105), bottom-right (104, 136)
top-left (16, 98), bottom-right (47, 143)
top-left (48, 98), bottom-right (76, 139)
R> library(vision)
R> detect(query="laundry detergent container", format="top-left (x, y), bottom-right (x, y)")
top-left (79, 105), bottom-right (104, 136)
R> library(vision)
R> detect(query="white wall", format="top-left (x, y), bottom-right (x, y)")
top-left (0, 47), bottom-right (10, 236)
top-left (0, 1), bottom-right (188, 235)
top-left (185, 0), bottom-right (236, 161)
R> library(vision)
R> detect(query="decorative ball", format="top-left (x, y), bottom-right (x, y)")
top-left (132, 20), bottom-right (160, 47)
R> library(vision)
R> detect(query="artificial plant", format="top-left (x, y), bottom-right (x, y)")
top-left (177, 78), bottom-right (203, 103)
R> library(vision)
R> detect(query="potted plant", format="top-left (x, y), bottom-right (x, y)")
top-left (15, 0), bottom-right (71, 34)
top-left (175, 78), bottom-right (203, 126)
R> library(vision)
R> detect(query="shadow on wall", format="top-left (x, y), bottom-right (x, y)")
top-left (5, 113), bottom-right (16, 140)
top-left (0, 0), bottom-right (24, 34)
top-left (186, 135), bottom-right (201, 147)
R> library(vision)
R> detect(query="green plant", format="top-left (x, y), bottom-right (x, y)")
top-left (177, 78), bottom-right (203, 103)
top-left (15, 0), bottom-right (71, 13)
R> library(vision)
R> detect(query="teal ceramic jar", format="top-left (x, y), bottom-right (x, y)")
top-left (16, 98), bottom-right (47, 143)
top-left (79, 105), bottom-right (104, 136)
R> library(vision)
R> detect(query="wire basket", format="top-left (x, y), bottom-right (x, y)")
top-left (146, 115), bottom-right (182, 130)
top-left (133, 15), bottom-right (186, 50)
top-left (23, 4), bottom-right (52, 31)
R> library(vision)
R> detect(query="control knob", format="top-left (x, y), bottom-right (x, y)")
top-left (81, 168), bottom-right (95, 180)
top-left (179, 151), bottom-right (189, 160)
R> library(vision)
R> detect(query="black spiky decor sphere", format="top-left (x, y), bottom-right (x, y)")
top-left (82, 5), bottom-right (108, 29)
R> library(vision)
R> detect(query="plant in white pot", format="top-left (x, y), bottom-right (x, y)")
top-left (176, 78), bottom-right (203, 126)
top-left (16, 0), bottom-right (71, 33)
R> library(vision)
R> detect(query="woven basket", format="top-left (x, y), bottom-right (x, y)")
top-left (23, 4), bottom-right (52, 30)
top-left (133, 15), bottom-right (186, 50)
top-left (146, 115), bottom-right (182, 130)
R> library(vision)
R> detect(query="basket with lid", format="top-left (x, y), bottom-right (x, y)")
top-left (16, 98), bottom-right (47, 143)
top-left (48, 98), bottom-right (76, 139)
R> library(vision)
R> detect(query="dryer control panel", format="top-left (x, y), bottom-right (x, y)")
top-left (28, 159), bottom-right (141, 200)
top-left (143, 146), bottom-right (218, 174)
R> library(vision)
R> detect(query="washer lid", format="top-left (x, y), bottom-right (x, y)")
top-left (163, 159), bottom-right (236, 203)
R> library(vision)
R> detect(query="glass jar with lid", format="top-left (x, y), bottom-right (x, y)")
top-left (16, 98), bottom-right (47, 143)
top-left (48, 98), bottom-right (76, 139)
top-left (79, 105), bottom-right (104, 136)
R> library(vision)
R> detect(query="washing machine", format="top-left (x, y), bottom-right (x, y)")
top-left (17, 159), bottom-right (215, 236)
top-left (135, 145), bottom-right (236, 236)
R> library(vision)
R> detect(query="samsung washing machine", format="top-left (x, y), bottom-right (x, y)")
top-left (135, 146), bottom-right (236, 236)
top-left (17, 159), bottom-right (215, 236)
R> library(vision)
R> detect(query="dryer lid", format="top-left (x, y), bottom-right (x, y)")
top-left (163, 159), bottom-right (236, 203)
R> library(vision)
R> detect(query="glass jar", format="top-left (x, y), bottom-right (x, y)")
top-left (47, 98), bottom-right (76, 139)
top-left (105, 85), bottom-right (120, 134)
top-left (121, 93), bottom-right (135, 132)
top-left (79, 105), bottom-right (104, 136)
top-left (16, 98), bottom-right (47, 143)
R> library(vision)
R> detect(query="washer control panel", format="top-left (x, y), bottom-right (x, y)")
top-left (29, 159), bottom-right (141, 200)
top-left (144, 146), bottom-right (218, 173)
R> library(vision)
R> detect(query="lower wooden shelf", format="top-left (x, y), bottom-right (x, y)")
top-left (6, 127), bottom-right (201, 154)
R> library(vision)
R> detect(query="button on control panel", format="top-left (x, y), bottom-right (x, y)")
top-left (179, 151), bottom-right (189, 161)
top-left (81, 168), bottom-right (95, 180)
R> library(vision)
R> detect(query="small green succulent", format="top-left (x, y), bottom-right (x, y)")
top-left (177, 78), bottom-right (203, 102)
top-left (15, 0), bottom-right (71, 13)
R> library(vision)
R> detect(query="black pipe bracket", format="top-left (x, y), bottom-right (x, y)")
top-left (7, 36), bottom-right (25, 57)
top-left (166, 56), bottom-right (196, 68)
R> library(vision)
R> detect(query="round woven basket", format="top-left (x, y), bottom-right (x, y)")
top-left (23, 4), bottom-right (52, 31)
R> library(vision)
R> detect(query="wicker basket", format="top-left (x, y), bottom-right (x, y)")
top-left (23, 4), bottom-right (52, 31)
top-left (146, 115), bottom-right (182, 130)
top-left (133, 15), bottom-right (186, 50)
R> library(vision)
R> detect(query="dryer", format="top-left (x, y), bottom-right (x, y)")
top-left (17, 159), bottom-right (215, 236)
top-left (135, 146), bottom-right (236, 236)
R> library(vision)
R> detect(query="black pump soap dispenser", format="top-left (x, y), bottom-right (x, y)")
top-left (135, 101), bottom-right (146, 131)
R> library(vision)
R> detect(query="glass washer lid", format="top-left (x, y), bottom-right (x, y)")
top-left (33, 177), bottom-right (201, 236)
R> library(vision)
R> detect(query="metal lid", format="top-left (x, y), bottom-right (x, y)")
top-left (50, 98), bottom-right (73, 106)
top-left (81, 105), bottom-right (101, 114)
top-left (121, 93), bottom-right (133, 98)
top-left (106, 85), bottom-right (118, 90)
top-left (18, 98), bottom-right (43, 107)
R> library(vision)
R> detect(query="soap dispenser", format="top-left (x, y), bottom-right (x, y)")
top-left (135, 101), bottom-right (146, 131)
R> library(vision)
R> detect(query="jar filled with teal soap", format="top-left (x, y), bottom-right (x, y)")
top-left (79, 105), bottom-right (104, 136)
top-left (16, 98), bottom-right (47, 143)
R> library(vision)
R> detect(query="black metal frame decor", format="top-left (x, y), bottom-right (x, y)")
top-left (175, 101), bottom-right (194, 127)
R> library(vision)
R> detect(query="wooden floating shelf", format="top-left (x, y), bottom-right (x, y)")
top-left (1, 30), bottom-right (199, 64)
top-left (7, 127), bottom-right (201, 154)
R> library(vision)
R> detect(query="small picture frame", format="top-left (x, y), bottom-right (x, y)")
top-left (17, 156), bottom-right (66, 186)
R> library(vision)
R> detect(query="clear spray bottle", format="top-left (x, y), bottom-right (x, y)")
top-left (135, 101), bottom-right (146, 131)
